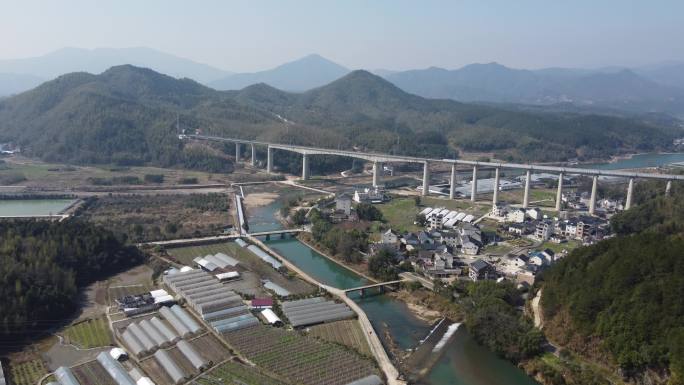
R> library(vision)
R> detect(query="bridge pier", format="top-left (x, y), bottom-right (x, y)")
top-left (449, 164), bottom-right (456, 199)
top-left (235, 142), bottom-right (241, 161)
top-left (589, 175), bottom-right (598, 215)
top-left (471, 166), bottom-right (478, 202)
top-left (251, 144), bottom-right (256, 166)
top-left (522, 169), bottom-right (531, 209)
top-left (492, 167), bottom-right (500, 206)
top-left (555, 172), bottom-right (564, 211)
top-left (422, 162), bottom-right (430, 196)
top-left (302, 153), bottom-right (310, 180)
top-left (666, 180), bottom-right (672, 196)
top-left (267, 147), bottom-right (274, 173)
top-left (372, 161), bottom-right (382, 188)
top-left (625, 178), bottom-right (634, 210)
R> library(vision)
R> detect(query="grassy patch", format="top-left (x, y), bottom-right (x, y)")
top-left (377, 197), bottom-right (421, 233)
top-left (538, 240), bottom-right (581, 254)
top-left (62, 317), bottom-right (113, 348)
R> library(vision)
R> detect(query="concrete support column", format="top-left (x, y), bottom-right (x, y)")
top-left (302, 153), bottom-right (310, 180)
top-left (589, 175), bottom-right (598, 215)
top-left (235, 142), bottom-right (240, 161)
top-left (372, 161), bottom-right (382, 188)
top-left (625, 178), bottom-right (634, 210)
top-left (250, 144), bottom-right (256, 166)
top-left (522, 170), bottom-right (531, 209)
top-left (267, 147), bottom-right (273, 173)
top-left (422, 162), bottom-right (430, 196)
top-left (666, 180), bottom-right (672, 196)
top-left (492, 167), bottom-right (500, 206)
top-left (471, 166), bottom-right (478, 202)
top-left (449, 164), bottom-right (456, 200)
top-left (555, 172), bottom-right (564, 211)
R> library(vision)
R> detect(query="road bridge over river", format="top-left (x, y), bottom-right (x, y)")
top-left (185, 134), bottom-right (683, 215)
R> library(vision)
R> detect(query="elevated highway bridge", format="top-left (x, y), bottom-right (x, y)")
top-left (185, 134), bottom-right (683, 214)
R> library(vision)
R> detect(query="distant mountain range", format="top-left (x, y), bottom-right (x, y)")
top-left (0, 47), bottom-right (232, 95)
top-left (2, 48), bottom-right (683, 117)
top-left (0, 65), bottom-right (678, 171)
top-left (209, 54), bottom-right (349, 92)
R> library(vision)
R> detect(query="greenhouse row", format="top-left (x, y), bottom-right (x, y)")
top-left (281, 297), bottom-right (355, 328)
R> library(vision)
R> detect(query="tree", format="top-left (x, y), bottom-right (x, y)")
top-left (415, 213), bottom-right (427, 227)
top-left (414, 196), bottom-right (422, 206)
top-left (368, 249), bottom-right (398, 281)
top-left (356, 203), bottom-right (383, 221)
top-left (292, 209), bottom-right (307, 225)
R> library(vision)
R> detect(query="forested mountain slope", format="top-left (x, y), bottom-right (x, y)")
top-left (232, 70), bottom-right (682, 161)
top-left (0, 220), bottom-right (144, 349)
top-left (540, 183), bottom-right (684, 384)
top-left (0, 65), bottom-right (680, 169)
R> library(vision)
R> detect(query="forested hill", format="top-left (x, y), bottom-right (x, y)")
top-left (0, 220), bottom-right (144, 348)
top-left (0, 65), bottom-right (680, 169)
top-left (0, 65), bottom-right (281, 169)
top-left (540, 183), bottom-right (684, 384)
top-left (231, 70), bottom-right (682, 161)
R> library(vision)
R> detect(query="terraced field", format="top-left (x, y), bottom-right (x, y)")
top-left (62, 317), bottom-right (113, 348)
top-left (9, 359), bottom-right (48, 385)
top-left (223, 325), bottom-right (378, 385)
top-left (306, 320), bottom-right (372, 357)
top-left (193, 360), bottom-right (288, 385)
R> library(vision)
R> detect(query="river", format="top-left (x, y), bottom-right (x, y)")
top-left (0, 199), bottom-right (75, 217)
top-left (246, 189), bottom-right (538, 385)
top-left (586, 152), bottom-right (684, 170)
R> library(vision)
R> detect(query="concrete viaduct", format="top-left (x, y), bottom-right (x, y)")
top-left (185, 134), bottom-right (683, 214)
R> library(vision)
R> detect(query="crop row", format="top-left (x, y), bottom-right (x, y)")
top-left (223, 325), bottom-right (377, 385)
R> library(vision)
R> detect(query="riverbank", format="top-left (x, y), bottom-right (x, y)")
top-left (297, 233), bottom-right (379, 284)
top-left (246, 234), bottom-right (406, 385)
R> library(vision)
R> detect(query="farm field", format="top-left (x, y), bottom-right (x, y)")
top-left (306, 320), bottom-right (371, 357)
top-left (108, 282), bottom-right (154, 305)
top-left (165, 241), bottom-right (314, 296)
top-left (193, 360), bottom-right (288, 385)
top-left (223, 324), bottom-right (378, 385)
top-left (9, 359), bottom-right (49, 385)
top-left (72, 361), bottom-right (118, 385)
top-left (80, 193), bottom-right (233, 243)
top-left (62, 317), bottom-right (113, 348)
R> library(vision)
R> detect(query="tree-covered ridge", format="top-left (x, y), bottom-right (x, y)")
top-left (541, 186), bottom-right (684, 383)
top-left (0, 220), bottom-right (144, 346)
top-left (0, 65), bottom-right (680, 170)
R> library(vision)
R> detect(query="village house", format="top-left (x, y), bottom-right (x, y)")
top-left (469, 259), bottom-right (496, 281)
top-left (353, 187), bottom-right (386, 204)
top-left (535, 220), bottom-right (554, 240)
top-left (506, 208), bottom-right (526, 223)
top-left (526, 208), bottom-right (542, 220)
top-left (381, 229), bottom-right (399, 245)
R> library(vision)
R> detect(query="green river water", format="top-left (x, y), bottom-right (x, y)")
top-left (247, 196), bottom-right (538, 385)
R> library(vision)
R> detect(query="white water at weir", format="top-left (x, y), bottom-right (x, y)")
top-left (433, 323), bottom-right (462, 353)
top-left (419, 318), bottom-right (446, 345)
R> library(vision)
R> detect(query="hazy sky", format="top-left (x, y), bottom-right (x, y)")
top-left (2, 0), bottom-right (683, 72)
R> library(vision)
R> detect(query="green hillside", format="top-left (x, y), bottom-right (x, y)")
top-left (540, 183), bottom-right (684, 384)
top-left (0, 65), bottom-right (680, 170)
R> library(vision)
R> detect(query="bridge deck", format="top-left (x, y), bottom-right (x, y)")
top-left (344, 279), bottom-right (406, 292)
top-left (188, 134), bottom-right (684, 181)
